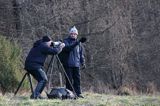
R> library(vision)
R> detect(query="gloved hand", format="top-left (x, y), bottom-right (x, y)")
top-left (81, 64), bottom-right (86, 70)
top-left (79, 37), bottom-right (87, 43)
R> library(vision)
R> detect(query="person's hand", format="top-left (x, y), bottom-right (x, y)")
top-left (60, 43), bottom-right (65, 49)
top-left (81, 64), bottom-right (86, 70)
top-left (79, 37), bottom-right (87, 43)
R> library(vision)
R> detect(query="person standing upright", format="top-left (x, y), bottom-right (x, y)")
top-left (59, 26), bottom-right (86, 98)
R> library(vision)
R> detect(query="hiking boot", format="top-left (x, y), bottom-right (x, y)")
top-left (38, 95), bottom-right (46, 99)
top-left (30, 94), bottom-right (37, 99)
top-left (30, 94), bottom-right (46, 99)
top-left (77, 94), bottom-right (84, 98)
top-left (30, 95), bottom-right (38, 99)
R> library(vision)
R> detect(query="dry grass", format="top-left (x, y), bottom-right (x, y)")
top-left (0, 92), bottom-right (160, 106)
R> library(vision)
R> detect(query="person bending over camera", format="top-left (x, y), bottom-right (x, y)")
top-left (25, 36), bottom-right (65, 99)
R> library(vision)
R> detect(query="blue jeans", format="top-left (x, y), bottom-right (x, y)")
top-left (27, 68), bottom-right (48, 98)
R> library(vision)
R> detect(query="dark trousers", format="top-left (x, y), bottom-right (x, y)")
top-left (27, 68), bottom-right (48, 98)
top-left (64, 66), bottom-right (81, 95)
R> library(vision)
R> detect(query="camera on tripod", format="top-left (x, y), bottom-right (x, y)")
top-left (50, 41), bottom-right (62, 47)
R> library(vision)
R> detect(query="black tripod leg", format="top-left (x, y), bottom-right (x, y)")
top-left (46, 55), bottom-right (54, 74)
top-left (27, 73), bottom-right (34, 94)
top-left (14, 73), bottom-right (27, 96)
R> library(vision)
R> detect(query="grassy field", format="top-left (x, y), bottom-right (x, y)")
top-left (0, 92), bottom-right (160, 106)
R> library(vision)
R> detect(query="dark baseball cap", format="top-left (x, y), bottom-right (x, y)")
top-left (42, 36), bottom-right (52, 42)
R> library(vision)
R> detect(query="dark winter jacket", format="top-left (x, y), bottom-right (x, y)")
top-left (59, 37), bottom-right (85, 67)
top-left (25, 40), bottom-right (62, 70)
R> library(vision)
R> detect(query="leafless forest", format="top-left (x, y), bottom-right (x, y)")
top-left (0, 0), bottom-right (160, 94)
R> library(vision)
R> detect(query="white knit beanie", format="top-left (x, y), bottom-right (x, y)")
top-left (69, 26), bottom-right (78, 35)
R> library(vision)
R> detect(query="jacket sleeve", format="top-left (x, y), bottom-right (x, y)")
top-left (62, 39), bottom-right (79, 52)
top-left (42, 45), bottom-right (62, 55)
top-left (80, 44), bottom-right (85, 65)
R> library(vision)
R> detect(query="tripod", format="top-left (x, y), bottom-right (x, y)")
top-left (14, 72), bottom-right (33, 96)
top-left (46, 55), bottom-right (77, 97)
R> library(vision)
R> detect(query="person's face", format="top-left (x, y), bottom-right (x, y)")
top-left (70, 33), bottom-right (78, 39)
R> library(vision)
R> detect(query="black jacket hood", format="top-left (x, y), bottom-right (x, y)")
top-left (33, 39), bottom-right (43, 47)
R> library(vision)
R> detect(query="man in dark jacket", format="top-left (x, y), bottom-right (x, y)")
top-left (59, 26), bottom-right (86, 98)
top-left (25, 36), bottom-right (65, 99)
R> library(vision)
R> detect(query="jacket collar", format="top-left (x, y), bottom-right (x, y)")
top-left (68, 36), bottom-right (77, 41)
